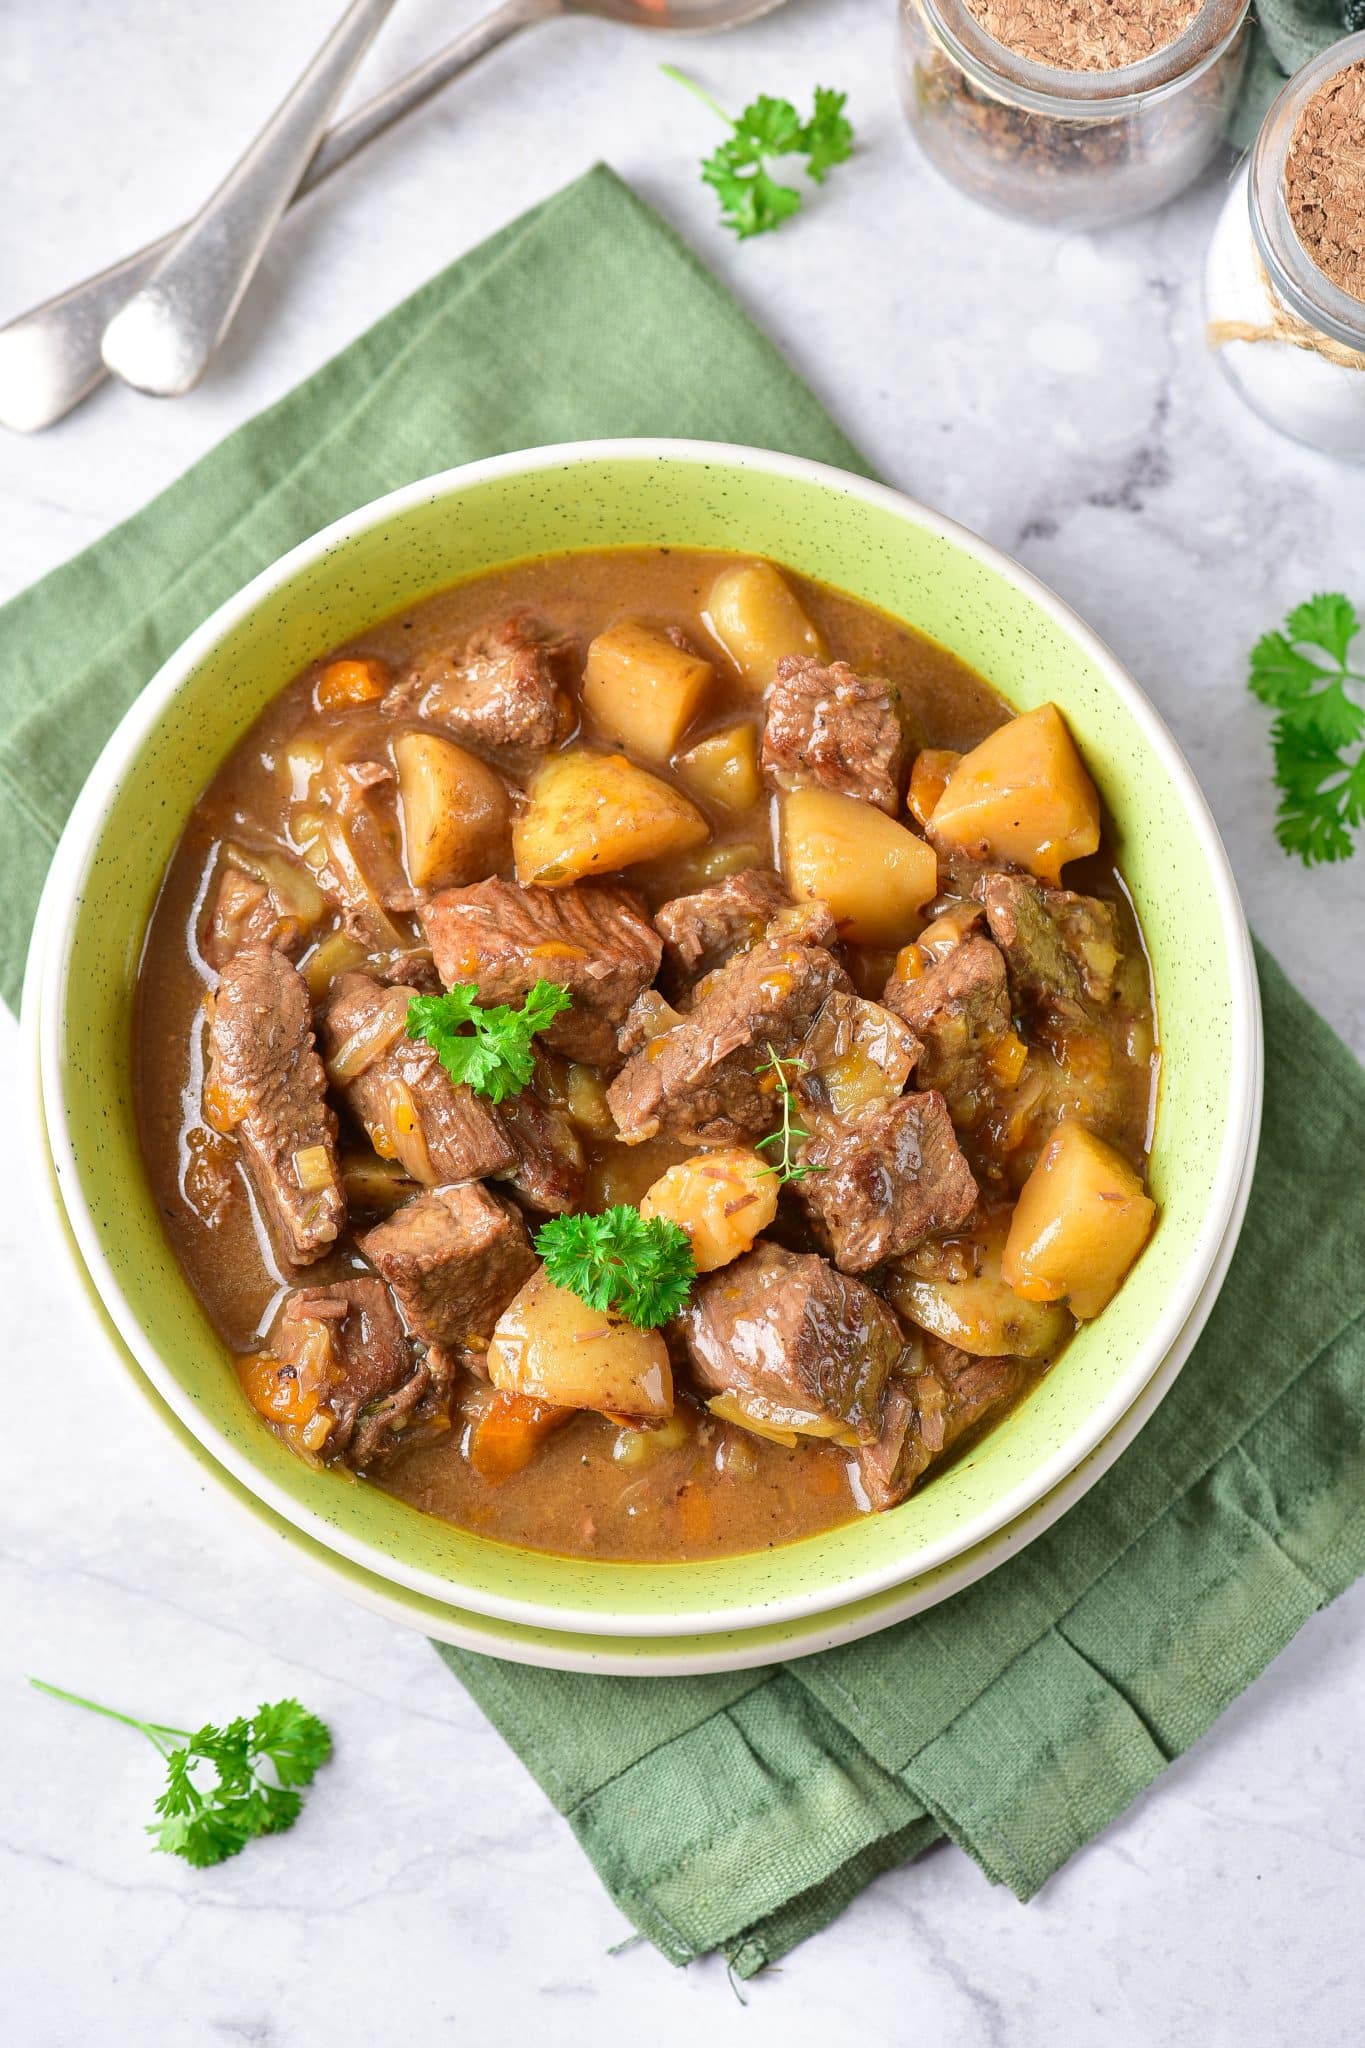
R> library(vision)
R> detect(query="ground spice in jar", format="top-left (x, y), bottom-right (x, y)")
top-left (1284, 60), bottom-right (1365, 304)
top-left (962, 0), bottom-right (1203, 70)
top-left (902, 0), bottom-right (1247, 230)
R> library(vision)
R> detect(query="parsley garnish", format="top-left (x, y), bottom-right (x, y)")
top-left (755, 1044), bottom-right (826, 1186)
top-left (30, 1679), bottom-right (331, 1868)
top-left (535, 1206), bottom-right (696, 1330)
top-left (1248, 592), bottom-right (1365, 865)
top-left (406, 980), bottom-right (572, 1103)
top-left (662, 67), bottom-right (854, 240)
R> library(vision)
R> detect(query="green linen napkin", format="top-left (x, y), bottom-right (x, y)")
top-left (3, 166), bottom-right (1362, 1976)
top-left (443, 946), bottom-right (1365, 1969)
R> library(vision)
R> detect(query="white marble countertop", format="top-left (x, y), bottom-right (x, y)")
top-left (2, 2), bottom-right (1362, 2041)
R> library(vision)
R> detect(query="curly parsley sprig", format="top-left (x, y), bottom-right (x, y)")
top-left (30, 1679), bottom-right (332, 1868)
top-left (1248, 592), bottom-right (1365, 865)
top-left (662, 66), bottom-right (854, 240)
top-left (535, 1206), bottom-right (696, 1330)
top-left (755, 1044), bottom-right (825, 1186)
top-left (406, 980), bottom-right (572, 1103)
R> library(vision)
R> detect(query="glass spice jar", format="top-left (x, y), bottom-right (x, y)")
top-left (1205, 36), bottom-right (1365, 461)
top-left (900, 0), bottom-right (1251, 230)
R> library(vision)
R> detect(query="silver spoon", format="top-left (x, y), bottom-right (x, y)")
top-left (0, 0), bottom-right (782, 434)
top-left (100, 0), bottom-right (402, 400)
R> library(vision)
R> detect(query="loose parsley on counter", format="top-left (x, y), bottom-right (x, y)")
top-left (30, 1679), bottom-right (332, 1868)
top-left (1248, 592), bottom-right (1365, 865)
top-left (662, 66), bottom-right (854, 240)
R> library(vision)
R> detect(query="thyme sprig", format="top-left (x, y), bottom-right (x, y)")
top-left (755, 1044), bottom-right (826, 1186)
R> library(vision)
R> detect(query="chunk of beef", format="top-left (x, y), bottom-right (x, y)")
top-left (607, 937), bottom-right (851, 1145)
top-left (205, 946), bottom-right (344, 1265)
top-left (761, 656), bottom-right (905, 814)
top-left (203, 867), bottom-right (306, 971)
top-left (883, 934), bottom-right (1014, 1127)
top-left (268, 1277), bottom-right (450, 1471)
top-left (360, 1183), bottom-right (536, 1351)
top-left (678, 1242), bottom-right (909, 1444)
top-left (420, 878), bottom-right (661, 1069)
top-left (799, 1090), bottom-right (978, 1271)
top-left (654, 869), bottom-right (792, 995)
top-left (347, 1343), bottom-right (455, 1469)
top-left (978, 873), bottom-right (1122, 1035)
top-left (321, 973), bottom-right (514, 1184)
top-left (494, 1089), bottom-right (585, 1215)
top-left (858, 1346), bottom-right (1027, 1510)
top-left (384, 611), bottom-right (569, 753)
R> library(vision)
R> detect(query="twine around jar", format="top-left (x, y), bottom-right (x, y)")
top-left (1207, 254), bottom-right (1365, 369)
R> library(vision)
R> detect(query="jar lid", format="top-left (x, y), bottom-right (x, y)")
top-left (920, 0), bottom-right (1250, 115)
top-left (1251, 33), bottom-right (1365, 355)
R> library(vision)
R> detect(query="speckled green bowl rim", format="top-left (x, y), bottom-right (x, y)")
top-left (37, 440), bottom-right (1261, 1637)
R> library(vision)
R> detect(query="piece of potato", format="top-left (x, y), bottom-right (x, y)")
top-left (513, 749), bottom-right (709, 885)
top-left (639, 1147), bottom-right (777, 1272)
top-left (487, 1268), bottom-right (673, 1418)
top-left (586, 1134), bottom-right (693, 1214)
top-left (1002, 1120), bottom-right (1155, 1321)
top-left (884, 1212), bottom-right (1069, 1357)
top-left (779, 786), bottom-right (938, 947)
top-left (582, 621), bottom-right (713, 761)
top-left (657, 841), bottom-right (769, 897)
top-left (611, 1412), bottom-right (693, 1465)
top-left (528, 1052), bottom-right (617, 1138)
top-left (928, 703), bottom-right (1100, 885)
top-left (907, 747), bottom-right (962, 828)
top-left (676, 723), bottom-right (762, 811)
top-left (394, 731), bottom-right (510, 890)
top-left (703, 562), bottom-right (825, 691)
top-left (564, 1062), bottom-right (616, 1137)
top-left (706, 1391), bottom-right (859, 1448)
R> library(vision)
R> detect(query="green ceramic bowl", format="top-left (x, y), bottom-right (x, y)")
top-left (36, 441), bottom-right (1260, 1639)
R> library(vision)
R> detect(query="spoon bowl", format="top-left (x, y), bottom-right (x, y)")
top-left (0, 0), bottom-right (788, 432)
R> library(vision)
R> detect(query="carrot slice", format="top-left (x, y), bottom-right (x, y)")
top-left (314, 657), bottom-right (388, 710)
top-left (467, 1391), bottom-right (575, 1482)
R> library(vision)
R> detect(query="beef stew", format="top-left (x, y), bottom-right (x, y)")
top-left (135, 548), bottom-right (1158, 1562)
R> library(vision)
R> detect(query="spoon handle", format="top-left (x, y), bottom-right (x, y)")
top-left (302, 0), bottom-right (561, 188)
top-left (0, 0), bottom-right (559, 434)
top-left (101, 0), bottom-right (402, 397)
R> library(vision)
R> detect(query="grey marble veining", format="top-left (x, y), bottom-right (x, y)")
top-left (1, 2), bottom-right (1362, 2041)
